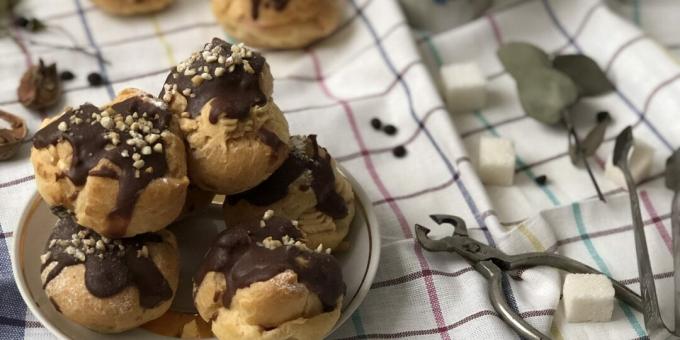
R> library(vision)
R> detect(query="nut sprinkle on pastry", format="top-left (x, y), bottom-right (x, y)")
top-left (160, 38), bottom-right (266, 124)
top-left (32, 94), bottom-right (177, 236)
top-left (195, 214), bottom-right (344, 313)
top-left (41, 214), bottom-right (173, 309)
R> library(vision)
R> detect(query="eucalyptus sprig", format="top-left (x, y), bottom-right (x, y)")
top-left (497, 42), bottom-right (615, 202)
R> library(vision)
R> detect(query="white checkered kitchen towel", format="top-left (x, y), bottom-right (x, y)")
top-left (1, 0), bottom-right (680, 339)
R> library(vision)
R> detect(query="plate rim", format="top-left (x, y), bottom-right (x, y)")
top-left (11, 166), bottom-right (381, 339)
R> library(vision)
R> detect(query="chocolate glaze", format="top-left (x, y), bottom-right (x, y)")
top-left (32, 96), bottom-right (172, 237)
top-left (195, 216), bottom-right (344, 311)
top-left (251, 0), bottom-right (290, 19)
top-left (41, 215), bottom-right (173, 309)
top-left (159, 38), bottom-right (267, 124)
top-left (228, 135), bottom-right (348, 219)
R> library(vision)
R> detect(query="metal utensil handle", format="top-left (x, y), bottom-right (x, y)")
top-left (622, 162), bottom-right (666, 331)
top-left (508, 252), bottom-right (642, 311)
top-left (475, 260), bottom-right (550, 340)
top-left (673, 191), bottom-right (680, 331)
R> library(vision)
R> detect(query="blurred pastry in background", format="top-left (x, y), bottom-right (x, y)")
top-left (41, 214), bottom-right (179, 333)
top-left (211, 0), bottom-right (343, 49)
top-left (224, 135), bottom-right (355, 251)
top-left (90, 0), bottom-right (174, 15)
top-left (160, 38), bottom-right (289, 195)
top-left (193, 212), bottom-right (344, 340)
top-left (31, 88), bottom-right (189, 238)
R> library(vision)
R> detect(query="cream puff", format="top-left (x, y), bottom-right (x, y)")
top-left (31, 88), bottom-right (189, 237)
top-left (224, 135), bottom-right (355, 251)
top-left (193, 212), bottom-right (344, 340)
top-left (160, 38), bottom-right (289, 194)
top-left (41, 214), bottom-right (180, 333)
top-left (211, 0), bottom-right (343, 49)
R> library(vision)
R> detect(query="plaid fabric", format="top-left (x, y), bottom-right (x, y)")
top-left (1, 0), bottom-right (679, 339)
top-left (415, 0), bottom-right (680, 339)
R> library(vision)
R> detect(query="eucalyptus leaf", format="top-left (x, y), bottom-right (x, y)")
top-left (665, 149), bottom-right (680, 191)
top-left (553, 54), bottom-right (614, 97)
top-left (568, 115), bottom-right (610, 165)
top-left (517, 68), bottom-right (579, 125)
top-left (582, 115), bottom-right (610, 156)
top-left (0, 0), bottom-right (18, 16)
top-left (497, 42), bottom-right (551, 79)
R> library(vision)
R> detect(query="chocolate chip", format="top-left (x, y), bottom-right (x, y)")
top-left (535, 175), bottom-right (548, 186)
top-left (60, 71), bottom-right (75, 81)
top-left (596, 111), bottom-right (610, 123)
top-left (383, 124), bottom-right (398, 136)
top-left (370, 118), bottom-right (382, 130)
top-left (87, 72), bottom-right (104, 87)
top-left (13, 16), bottom-right (29, 28)
top-left (392, 145), bottom-right (407, 158)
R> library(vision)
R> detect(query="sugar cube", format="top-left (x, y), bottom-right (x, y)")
top-left (477, 136), bottom-right (515, 186)
top-left (563, 273), bottom-right (614, 323)
top-left (440, 61), bottom-right (487, 113)
top-left (604, 138), bottom-right (654, 189)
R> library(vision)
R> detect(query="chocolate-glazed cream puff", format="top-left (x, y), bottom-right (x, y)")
top-left (41, 213), bottom-right (179, 333)
top-left (211, 0), bottom-right (343, 49)
top-left (194, 212), bottom-right (344, 340)
top-left (31, 89), bottom-right (189, 238)
top-left (160, 38), bottom-right (289, 195)
top-left (224, 135), bottom-right (355, 251)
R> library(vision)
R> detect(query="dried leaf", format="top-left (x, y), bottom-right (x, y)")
top-left (665, 149), bottom-right (680, 191)
top-left (497, 42), bottom-right (551, 79)
top-left (517, 68), bottom-right (579, 125)
top-left (553, 54), bottom-right (614, 97)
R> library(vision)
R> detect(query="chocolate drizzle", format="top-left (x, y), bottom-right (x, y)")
top-left (159, 38), bottom-right (267, 124)
top-left (41, 215), bottom-right (173, 309)
top-left (251, 0), bottom-right (290, 19)
top-left (228, 135), bottom-right (348, 219)
top-left (32, 96), bottom-right (172, 237)
top-left (195, 216), bottom-right (344, 311)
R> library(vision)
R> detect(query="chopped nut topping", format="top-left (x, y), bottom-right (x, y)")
top-left (100, 116), bottom-right (113, 129)
top-left (74, 249), bottom-right (86, 262)
top-left (40, 251), bottom-right (51, 264)
top-left (263, 210), bottom-right (274, 220)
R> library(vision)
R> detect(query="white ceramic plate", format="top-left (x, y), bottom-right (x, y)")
top-left (12, 169), bottom-right (380, 339)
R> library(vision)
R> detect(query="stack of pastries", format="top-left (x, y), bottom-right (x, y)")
top-left (30, 38), bottom-right (355, 339)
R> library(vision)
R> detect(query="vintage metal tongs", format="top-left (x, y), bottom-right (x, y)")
top-left (614, 126), bottom-right (680, 339)
top-left (415, 215), bottom-right (643, 340)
